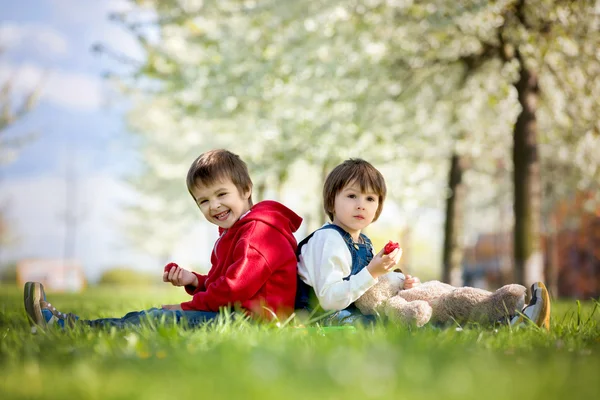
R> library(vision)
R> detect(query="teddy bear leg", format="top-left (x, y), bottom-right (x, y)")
top-left (382, 296), bottom-right (432, 327)
top-left (429, 287), bottom-right (493, 325)
top-left (397, 280), bottom-right (455, 303)
top-left (488, 284), bottom-right (527, 323)
top-left (430, 285), bottom-right (527, 325)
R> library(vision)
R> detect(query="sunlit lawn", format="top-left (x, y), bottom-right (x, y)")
top-left (0, 284), bottom-right (599, 400)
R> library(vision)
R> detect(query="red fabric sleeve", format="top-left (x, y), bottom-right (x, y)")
top-left (184, 272), bottom-right (208, 296)
top-left (180, 242), bottom-right (273, 311)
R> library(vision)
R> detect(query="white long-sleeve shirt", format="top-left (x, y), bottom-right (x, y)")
top-left (297, 225), bottom-right (378, 311)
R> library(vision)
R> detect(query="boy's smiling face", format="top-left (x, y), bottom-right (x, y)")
top-left (191, 178), bottom-right (252, 229)
top-left (332, 181), bottom-right (379, 241)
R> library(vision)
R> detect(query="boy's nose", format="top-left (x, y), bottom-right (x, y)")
top-left (210, 199), bottom-right (221, 210)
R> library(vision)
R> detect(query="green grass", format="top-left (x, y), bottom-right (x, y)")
top-left (1, 284), bottom-right (599, 400)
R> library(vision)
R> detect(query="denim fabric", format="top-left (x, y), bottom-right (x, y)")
top-left (83, 308), bottom-right (224, 329)
top-left (320, 224), bottom-right (374, 279)
top-left (296, 224), bottom-right (376, 325)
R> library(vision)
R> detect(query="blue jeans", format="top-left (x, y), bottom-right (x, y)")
top-left (83, 308), bottom-right (225, 329)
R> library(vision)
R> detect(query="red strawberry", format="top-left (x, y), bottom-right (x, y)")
top-left (383, 240), bottom-right (399, 255)
top-left (164, 262), bottom-right (178, 273)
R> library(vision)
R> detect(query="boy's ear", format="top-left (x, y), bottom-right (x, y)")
top-left (243, 188), bottom-right (252, 201)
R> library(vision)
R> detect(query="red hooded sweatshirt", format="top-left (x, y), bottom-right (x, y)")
top-left (180, 200), bottom-right (302, 318)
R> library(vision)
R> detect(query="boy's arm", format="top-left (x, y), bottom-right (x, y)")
top-left (184, 272), bottom-right (208, 295)
top-left (163, 263), bottom-right (207, 293)
top-left (180, 241), bottom-right (274, 311)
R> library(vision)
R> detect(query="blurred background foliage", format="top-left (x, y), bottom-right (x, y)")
top-left (4, 1), bottom-right (597, 297)
top-left (97, 267), bottom-right (160, 286)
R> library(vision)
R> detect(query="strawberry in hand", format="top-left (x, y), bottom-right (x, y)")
top-left (163, 262), bottom-right (198, 287)
top-left (164, 262), bottom-right (178, 273)
top-left (383, 240), bottom-right (400, 255)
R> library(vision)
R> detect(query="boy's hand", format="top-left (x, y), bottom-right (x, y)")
top-left (367, 247), bottom-right (403, 279)
top-left (403, 274), bottom-right (421, 289)
top-left (162, 304), bottom-right (183, 311)
top-left (163, 263), bottom-right (198, 287)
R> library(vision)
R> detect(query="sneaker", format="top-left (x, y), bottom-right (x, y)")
top-left (510, 282), bottom-right (551, 330)
top-left (24, 281), bottom-right (46, 325)
top-left (23, 282), bottom-right (78, 329)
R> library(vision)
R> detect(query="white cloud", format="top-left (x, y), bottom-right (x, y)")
top-left (0, 62), bottom-right (43, 92)
top-left (50, 0), bottom-right (142, 21)
top-left (48, 0), bottom-right (150, 60)
top-left (0, 61), bottom-right (103, 111)
top-left (106, 0), bottom-right (138, 13)
top-left (45, 70), bottom-right (103, 110)
top-left (0, 22), bottom-right (69, 58)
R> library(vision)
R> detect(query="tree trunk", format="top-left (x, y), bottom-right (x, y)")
top-left (513, 53), bottom-right (544, 287)
top-left (442, 152), bottom-right (466, 286)
top-left (546, 212), bottom-right (560, 297)
top-left (255, 181), bottom-right (266, 202)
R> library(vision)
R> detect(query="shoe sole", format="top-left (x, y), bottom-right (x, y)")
top-left (23, 282), bottom-right (46, 327)
top-left (534, 282), bottom-right (551, 330)
top-left (512, 282), bottom-right (551, 330)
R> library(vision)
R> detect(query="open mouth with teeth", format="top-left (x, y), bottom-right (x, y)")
top-left (213, 210), bottom-right (230, 221)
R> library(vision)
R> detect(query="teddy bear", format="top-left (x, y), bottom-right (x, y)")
top-left (355, 272), bottom-right (527, 327)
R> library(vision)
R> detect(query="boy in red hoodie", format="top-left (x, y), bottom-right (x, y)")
top-left (24, 149), bottom-right (302, 329)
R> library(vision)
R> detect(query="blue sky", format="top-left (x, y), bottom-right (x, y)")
top-left (1, 0), bottom-right (139, 178)
top-left (0, 0), bottom-right (162, 281)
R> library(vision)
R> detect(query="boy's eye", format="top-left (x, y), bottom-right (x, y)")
top-left (367, 197), bottom-right (376, 202)
top-left (347, 194), bottom-right (356, 199)
top-left (218, 193), bottom-right (227, 197)
top-left (198, 200), bottom-right (208, 205)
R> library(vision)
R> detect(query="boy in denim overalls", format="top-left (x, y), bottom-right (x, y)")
top-left (296, 158), bottom-right (551, 329)
top-left (295, 158), bottom-right (420, 325)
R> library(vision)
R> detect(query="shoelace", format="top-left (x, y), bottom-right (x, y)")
top-left (41, 301), bottom-right (77, 322)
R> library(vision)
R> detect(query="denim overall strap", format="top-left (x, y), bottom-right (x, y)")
top-left (346, 232), bottom-right (374, 278)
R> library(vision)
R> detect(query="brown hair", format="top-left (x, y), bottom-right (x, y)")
top-left (323, 158), bottom-right (387, 221)
top-left (186, 149), bottom-right (253, 205)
